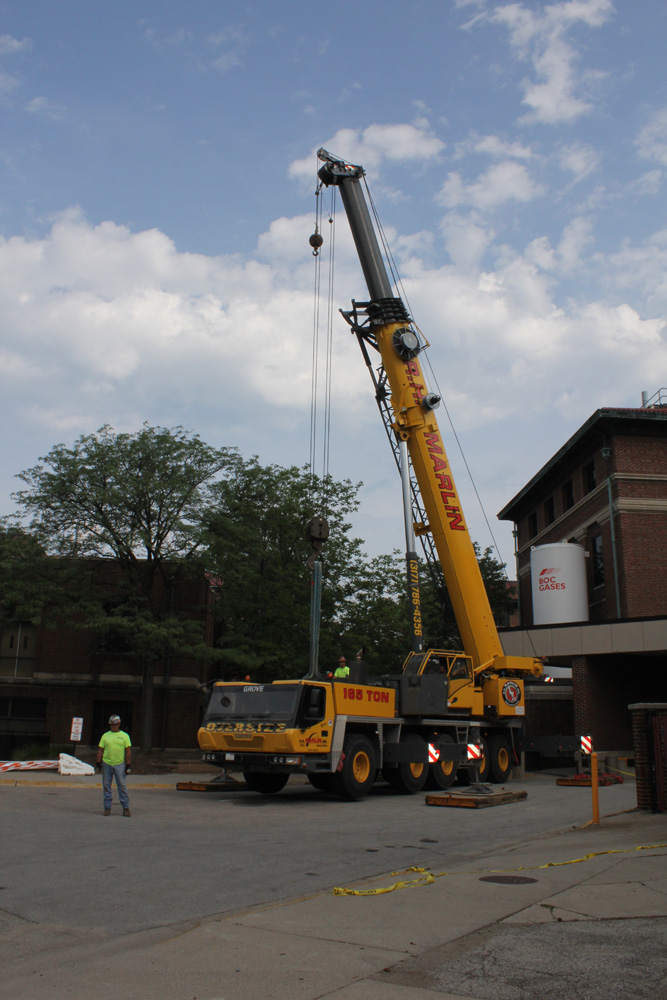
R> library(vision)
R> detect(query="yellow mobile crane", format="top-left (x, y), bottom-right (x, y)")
top-left (197, 150), bottom-right (541, 799)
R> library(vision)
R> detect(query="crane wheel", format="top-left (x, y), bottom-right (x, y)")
top-left (333, 735), bottom-right (377, 800)
top-left (425, 733), bottom-right (458, 790)
top-left (384, 733), bottom-right (428, 794)
top-left (489, 735), bottom-right (512, 783)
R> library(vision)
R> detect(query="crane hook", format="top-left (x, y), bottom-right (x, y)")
top-left (309, 228), bottom-right (324, 256)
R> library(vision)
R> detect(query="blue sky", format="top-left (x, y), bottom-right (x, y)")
top-left (1, 0), bottom-right (666, 572)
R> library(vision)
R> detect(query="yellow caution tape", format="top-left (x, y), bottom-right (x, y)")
top-left (332, 844), bottom-right (667, 896)
top-left (333, 867), bottom-right (434, 896)
top-left (603, 764), bottom-right (637, 778)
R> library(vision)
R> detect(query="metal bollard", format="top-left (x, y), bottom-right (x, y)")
top-left (591, 752), bottom-right (600, 825)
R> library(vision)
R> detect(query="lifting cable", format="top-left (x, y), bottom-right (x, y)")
top-left (309, 175), bottom-right (337, 514)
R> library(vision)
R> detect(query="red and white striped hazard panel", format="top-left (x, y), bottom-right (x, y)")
top-left (428, 743), bottom-right (440, 763)
top-left (467, 743), bottom-right (482, 761)
top-left (580, 734), bottom-right (593, 755)
top-left (0, 760), bottom-right (58, 772)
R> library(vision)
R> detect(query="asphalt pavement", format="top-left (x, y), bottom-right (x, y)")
top-left (2, 767), bottom-right (666, 1000)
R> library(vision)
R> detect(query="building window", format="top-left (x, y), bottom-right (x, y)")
top-left (592, 533), bottom-right (604, 587)
top-left (562, 480), bottom-right (574, 510)
top-left (583, 460), bottom-right (596, 493)
top-left (544, 496), bottom-right (555, 525)
top-left (528, 511), bottom-right (538, 538)
top-left (0, 697), bottom-right (47, 719)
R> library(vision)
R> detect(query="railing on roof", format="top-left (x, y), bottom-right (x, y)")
top-left (641, 388), bottom-right (667, 408)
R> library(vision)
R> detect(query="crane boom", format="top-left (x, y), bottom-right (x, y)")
top-left (317, 148), bottom-right (539, 677)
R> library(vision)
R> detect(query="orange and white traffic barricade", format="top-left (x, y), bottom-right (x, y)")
top-left (0, 760), bottom-right (58, 772)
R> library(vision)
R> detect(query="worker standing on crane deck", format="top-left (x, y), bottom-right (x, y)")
top-left (334, 656), bottom-right (349, 678)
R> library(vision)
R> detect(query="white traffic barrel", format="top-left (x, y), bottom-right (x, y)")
top-left (530, 542), bottom-right (589, 625)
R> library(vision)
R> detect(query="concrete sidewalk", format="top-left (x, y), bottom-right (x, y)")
top-left (2, 770), bottom-right (666, 999)
top-left (0, 767), bottom-right (206, 788)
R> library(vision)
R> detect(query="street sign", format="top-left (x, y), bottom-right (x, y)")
top-left (70, 717), bottom-right (83, 742)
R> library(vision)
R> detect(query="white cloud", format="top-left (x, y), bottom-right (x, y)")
top-left (441, 213), bottom-right (495, 270)
top-left (437, 160), bottom-right (544, 209)
top-left (636, 107), bottom-right (667, 168)
top-left (25, 96), bottom-right (67, 121)
top-left (485, 0), bottom-right (613, 124)
top-left (0, 34), bottom-right (31, 55)
top-left (0, 210), bottom-right (371, 449)
top-left (602, 230), bottom-right (667, 315)
top-left (289, 122), bottom-right (445, 185)
top-left (558, 142), bottom-right (600, 182)
top-left (558, 216), bottom-right (594, 269)
top-left (0, 71), bottom-right (18, 93)
top-left (455, 133), bottom-right (534, 160)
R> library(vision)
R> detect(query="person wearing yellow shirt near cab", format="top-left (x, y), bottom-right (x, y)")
top-left (96, 715), bottom-right (132, 817)
top-left (334, 656), bottom-right (349, 678)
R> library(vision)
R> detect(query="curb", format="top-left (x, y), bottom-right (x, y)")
top-left (0, 778), bottom-right (188, 789)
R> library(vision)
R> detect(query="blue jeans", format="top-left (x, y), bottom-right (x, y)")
top-left (102, 762), bottom-right (130, 809)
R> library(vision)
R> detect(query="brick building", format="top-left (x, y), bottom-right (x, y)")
top-left (0, 561), bottom-right (219, 757)
top-left (498, 394), bottom-right (667, 753)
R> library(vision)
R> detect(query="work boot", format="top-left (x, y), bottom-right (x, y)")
top-left (123, 808), bottom-right (131, 817)
top-left (103, 808), bottom-right (111, 816)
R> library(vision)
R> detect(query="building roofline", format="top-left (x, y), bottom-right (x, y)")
top-left (497, 406), bottom-right (667, 521)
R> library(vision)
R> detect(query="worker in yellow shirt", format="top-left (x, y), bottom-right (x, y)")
top-left (334, 656), bottom-right (350, 678)
top-left (96, 715), bottom-right (132, 817)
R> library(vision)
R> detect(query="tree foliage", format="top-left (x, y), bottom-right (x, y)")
top-left (204, 456), bottom-right (364, 680)
top-left (0, 520), bottom-right (58, 632)
top-left (13, 424), bottom-right (235, 748)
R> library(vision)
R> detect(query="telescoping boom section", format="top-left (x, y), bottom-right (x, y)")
top-left (317, 148), bottom-right (540, 680)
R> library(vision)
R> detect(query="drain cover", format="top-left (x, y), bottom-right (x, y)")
top-left (479, 875), bottom-right (538, 884)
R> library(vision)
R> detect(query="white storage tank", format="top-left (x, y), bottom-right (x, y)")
top-left (530, 542), bottom-right (589, 625)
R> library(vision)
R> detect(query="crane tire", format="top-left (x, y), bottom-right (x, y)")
top-left (333, 735), bottom-right (377, 800)
top-left (384, 733), bottom-right (428, 794)
top-left (489, 735), bottom-right (512, 783)
top-left (425, 733), bottom-right (458, 790)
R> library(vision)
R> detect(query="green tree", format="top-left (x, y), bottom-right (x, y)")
top-left (0, 520), bottom-right (58, 633)
top-left (204, 456), bottom-right (364, 681)
top-left (474, 542), bottom-right (517, 626)
top-left (13, 424), bottom-right (235, 749)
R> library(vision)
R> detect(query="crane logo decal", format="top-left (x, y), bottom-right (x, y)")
top-left (502, 681), bottom-right (521, 707)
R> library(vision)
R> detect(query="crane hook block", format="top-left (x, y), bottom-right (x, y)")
top-left (305, 516), bottom-right (330, 568)
top-left (306, 516), bottom-right (330, 544)
top-left (309, 231), bottom-right (324, 256)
